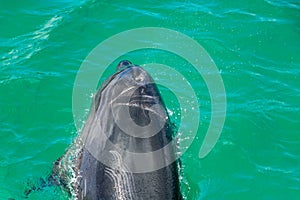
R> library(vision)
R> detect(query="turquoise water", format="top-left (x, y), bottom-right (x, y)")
top-left (1, 0), bottom-right (300, 199)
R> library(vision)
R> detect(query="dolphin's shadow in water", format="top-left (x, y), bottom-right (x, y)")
top-left (25, 60), bottom-right (182, 200)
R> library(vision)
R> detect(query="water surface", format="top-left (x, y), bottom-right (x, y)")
top-left (1, 0), bottom-right (299, 199)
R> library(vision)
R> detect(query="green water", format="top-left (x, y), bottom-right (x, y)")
top-left (1, 0), bottom-right (299, 199)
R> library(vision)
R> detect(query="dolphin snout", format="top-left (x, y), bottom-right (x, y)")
top-left (117, 60), bottom-right (132, 70)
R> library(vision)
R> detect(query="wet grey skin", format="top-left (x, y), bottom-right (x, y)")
top-left (53, 60), bottom-right (182, 200)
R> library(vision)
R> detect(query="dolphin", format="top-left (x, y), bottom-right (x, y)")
top-left (26, 60), bottom-right (182, 200)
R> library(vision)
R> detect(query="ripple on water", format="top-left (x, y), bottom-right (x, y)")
top-left (1, 15), bottom-right (63, 67)
top-left (264, 0), bottom-right (300, 10)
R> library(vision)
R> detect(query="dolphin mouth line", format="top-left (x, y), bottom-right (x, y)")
top-left (110, 86), bottom-right (159, 104)
top-left (129, 96), bottom-right (159, 107)
top-left (109, 86), bottom-right (136, 104)
top-left (112, 102), bottom-right (166, 120)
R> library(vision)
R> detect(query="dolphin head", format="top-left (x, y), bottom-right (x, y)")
top-left (85, 60), bottom-right (172, 161)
